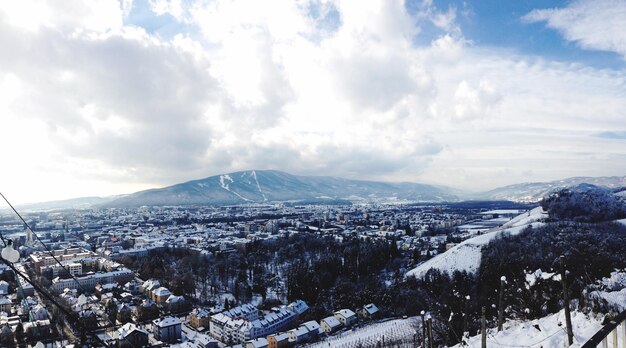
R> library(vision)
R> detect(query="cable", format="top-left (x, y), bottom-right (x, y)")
top-left (0, 192), bottom-right (139, 348)
top-left (0, 254), bottom-right (110, 347)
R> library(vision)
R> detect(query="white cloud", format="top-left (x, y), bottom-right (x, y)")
top-left (523, 0), bottom-right (626, 58)
top-left (1, 0), bottom-right (626, 203)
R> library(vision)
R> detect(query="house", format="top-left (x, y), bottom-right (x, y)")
top-left (153, 316), bottom-right (182, 343)
top-left (286, 326), bottom-right (310, 344)
top-left (320, 316), bottom-right (342, 333)
top-left (302, 320), bottom-right (321, 337)
top-left (246, 337), bottom-right (268, 348)
top-left (190, 308), bottom-right (211, 330)
top-left (0, 298), bottom-right (10, 314)
top-left (358, 303), bottom-right (379, 319)
top-left (152, 287), bottom-right (172, 304)
top-left (29, 304), bottom-right (48, 321)
top-left (124, 279), bottom-right (142, 295)
top-left (334, 309), bottom-right (357, 327)
top-left (0, 281), bottom-right (9, 296)
top-left (118, 322), bottom-right (149, 348)
top-left (141, 279), bottom-right (160, 296)
top-left (117, 303), bottom-right (133, 323)
top-left (23, 319), bottom-right (50, 340)
top-left (287, 300), bottom-right (308, 317)
top-left (267, 332), bottom-right (291, 348)
top-left (166, 295), bottom-right (185, 312)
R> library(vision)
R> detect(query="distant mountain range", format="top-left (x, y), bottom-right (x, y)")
top-left (13, 171), bottom-right (626, 210)
top-left (102, 170), bottom-right (457, 207)
top-left (476, 176), bottom-right (626, 202)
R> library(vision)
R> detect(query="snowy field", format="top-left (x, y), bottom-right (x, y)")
top-left (303, 317), bottom-right (420, 348)
top-left (406, 207), bottom-right (547, 278)
top-left (452, 310), bottom-right (609, 348)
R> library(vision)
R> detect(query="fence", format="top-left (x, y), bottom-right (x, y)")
top-left (582, 310), bottom-right (626, 348)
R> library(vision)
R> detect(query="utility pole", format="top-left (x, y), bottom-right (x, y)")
top-left (560, 255), bottom-right (574, 346)
top-left (498, 276), bottom-right (506, 331)
top-left (427, 314), bottom-right (433, 348)
top-left (481, 306), bottom-right (487, 348)
top-left (420, 311), bottom-right (426, 348)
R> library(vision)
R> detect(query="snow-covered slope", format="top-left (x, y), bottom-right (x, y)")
top-left (452, 310), bottom-right (605, 347)
top-left (406, 207), bottom-right (547, 278)
top-left (303, 317), bottom-right (420, 348)
top-left (475, 175), bottom-right (626, 202)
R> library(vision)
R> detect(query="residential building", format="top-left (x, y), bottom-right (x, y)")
top-left (153, 316), bottom-right (182, 343)
top-left (334, 309), bottom-right (357, 327)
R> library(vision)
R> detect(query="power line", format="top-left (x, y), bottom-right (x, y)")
top-left (0, 192), bottom-right (138, 348)
top-left (0, 254), bottom-right (110, 347)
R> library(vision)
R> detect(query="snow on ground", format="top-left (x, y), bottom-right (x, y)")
top-left (524, 269), bottom-right (560, 288)
top-left (589, 270), bottom-right (626, 311)
top-left (453, 310), bottom-right (605, 348)
top-left (406, 207), bottom-right (547, 278)
top-left (304, 317), bottom-right (420, 348)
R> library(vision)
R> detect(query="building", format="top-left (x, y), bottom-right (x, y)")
top-left (153, 316), bottom-right (182, 343)
top-left (210, 301), bottom-right (306, 344)
top-left (141, 279), bottom-right (161, 296)
top-left (286, 326), bottom-right (310, 344)
top-left (320, 316), bottom-right (342, 333)
top-left (246, 338), bottom-right (268, 348)
top-left (0, 297), bottom-right (10, 313)
top-left (118, 323), bottom-right (149, 348)
top-left (210, 304), bottom-right (259, 341)
top-left (30, 248), bottom-right (96, 273)
top-left (358, 303), bottom-right (379, 319)
top-left (51, 268), bottom-right (134, 292)
top-left (152, 287), bottom-right (172, 304)
top-left (190, 308), bottom-right (211, 330)
top-left (334, 309), bottom-right (357, 327)
top-left (29, 304), bottom-right (48, 321)
top-left (267, 333), bottom-right (291, 348)
top-left (23, 319), bottom-right (50, 340)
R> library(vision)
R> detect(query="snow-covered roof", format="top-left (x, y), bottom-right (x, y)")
top-left (363, 303), bottom-right (379, 314)
top-left (166, 295), bottom-right (185, 303)
top-left (153, 287), bottom-right (172, 296)
top-left (321, 316), bottom-right (341, 328)
top-left (119, 323), bottom-right (148, 338)
top-left (248, 338), bottom-right (268, 348)
top-left (153, 316), bottom-right (181, 328)
top-left (303, 320), bottom-right (320, 332)
top-left (287, 300), bottom-right (308, 315)
top-left (335, 309), bottom-right (356, 318)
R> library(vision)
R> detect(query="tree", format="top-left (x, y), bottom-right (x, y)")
top-left (14, 323), bottom-right (24, 345)
top-left (106, 300), bottom-right (118, 324)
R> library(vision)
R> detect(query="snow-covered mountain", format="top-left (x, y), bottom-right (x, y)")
top-left (103, 170), bottom-right (459, 207)
top-left (474, 176), bottom-right (626, 202)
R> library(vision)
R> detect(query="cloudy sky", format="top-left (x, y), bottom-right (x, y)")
top-left (1, 0), bottom-right (626, 204)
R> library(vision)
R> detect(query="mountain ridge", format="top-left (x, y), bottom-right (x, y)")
top-left (103, 169), bottom-right (458, 207)
top-left (12, 171), bottom-right (626, 210)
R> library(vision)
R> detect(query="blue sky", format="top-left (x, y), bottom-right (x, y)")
top-left (1, 0), bottom-right (626, 203)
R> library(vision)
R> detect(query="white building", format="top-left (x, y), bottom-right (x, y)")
top-left (153, 316), bottom-right (182, 343)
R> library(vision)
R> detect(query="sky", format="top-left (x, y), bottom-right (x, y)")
top-left (1, 0), bottom-right (626, 204)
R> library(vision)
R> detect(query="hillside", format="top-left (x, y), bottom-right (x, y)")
top-left (476, 176), bottom-right (626, 202)
top-left (104, 170), bottom-right (458, 207)
top-left (406, 206), bottom-right (547, 278)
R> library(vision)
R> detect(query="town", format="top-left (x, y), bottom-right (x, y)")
top-left (0, 201), bottom-right (532, 347)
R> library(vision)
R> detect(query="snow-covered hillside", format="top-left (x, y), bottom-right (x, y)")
top-left (452, 310), bottom-right (607, 347)
top-left (406, 207), bottom-right (547, 278)
top-left (303, 317), bottom-right (420, 348)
